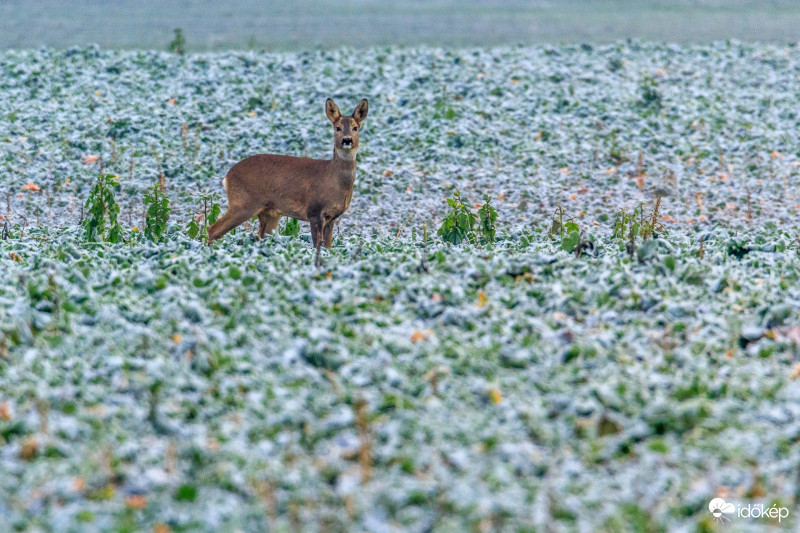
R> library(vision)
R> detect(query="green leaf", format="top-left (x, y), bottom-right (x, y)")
top-left (561, 230), bottom-right (580, 252)
top-left (174, 484), bottom-right (198, 502)
top-left (187, 220), bottom-right (199, 239)
top-left (209, 203), bottom-right (221, 225)
top-left (281, 217), bottom-right (300, 237)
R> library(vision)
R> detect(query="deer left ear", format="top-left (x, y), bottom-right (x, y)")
top-left (353, 99), bottom-right (368, 125)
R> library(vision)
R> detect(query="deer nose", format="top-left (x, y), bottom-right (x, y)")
top-left (342, 137), bottom-right (353, 146)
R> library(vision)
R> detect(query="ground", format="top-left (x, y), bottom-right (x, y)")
top-left (0, 42), bottom-right (799, 531)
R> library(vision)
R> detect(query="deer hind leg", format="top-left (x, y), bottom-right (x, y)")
top-left (208, 204), bottom-right (258, 243)
top-left (257, 209), bottom-right (281, 240)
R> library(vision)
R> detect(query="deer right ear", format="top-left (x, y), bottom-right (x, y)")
top-left (325, 98), bottom-right (341, 123)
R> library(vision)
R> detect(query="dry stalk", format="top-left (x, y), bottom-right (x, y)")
top-left (181, 122), bottom-right (188, 151)
top-left (353, 398), bottom-right (373, 484)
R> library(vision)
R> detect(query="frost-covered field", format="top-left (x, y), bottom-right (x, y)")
top-left (1, 43), bottom-right (800, 531)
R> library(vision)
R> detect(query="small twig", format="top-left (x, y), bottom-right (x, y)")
top-left (746, 187), bottom-right (753, 220)
top-left (353, 398), bottom-right (373, 484)
top-left (202, 197), bottom-right (208, 237)
top-left (394, 214), bottom-right (414, 242)
top-left (181, 122), bottom-right (188, 151)
top-left (193, 130), bottom-right (200, 162)
top-left (650, 195), bottom-right (663, 233)
top-left (35, 398), bottom-right (50, 435)
top-left (152, 147), bottom-right (165, 191)
top-left (627, 224), bottom-right (636, 258)
top-left (418, 234), bottom-right (430, 273)
top-left (635, 150), bottom-right (644, 177)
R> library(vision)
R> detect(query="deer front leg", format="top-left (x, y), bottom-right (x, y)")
top-left (310, 218), bottom-right (324, 266)
top-left (310, 219), bottom-right (321, 248)
top-left (323, 223), bottom-right (334, 249)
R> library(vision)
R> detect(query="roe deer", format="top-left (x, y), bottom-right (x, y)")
top-left (208, 98), bottom-right (369, 264)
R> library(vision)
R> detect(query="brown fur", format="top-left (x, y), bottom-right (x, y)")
top-left (208, 98), bottom-right (368, 255)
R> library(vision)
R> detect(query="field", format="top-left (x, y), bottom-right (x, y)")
top-left (1, 42), bottom-right (800, 531)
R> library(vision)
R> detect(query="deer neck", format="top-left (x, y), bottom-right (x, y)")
top-left (331, 147), bottom-right (357, 191)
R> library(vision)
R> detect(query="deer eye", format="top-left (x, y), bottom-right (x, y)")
top-left (336, 126), bottom-right (342, 132)
top-left (352, 126), bottom-right (358, 131)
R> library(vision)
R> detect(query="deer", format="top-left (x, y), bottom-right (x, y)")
top-left (208, 98), bottom-right (369, 265)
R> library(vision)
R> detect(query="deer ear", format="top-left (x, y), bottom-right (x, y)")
top-left (325, 98), bottom-right (341, 123)
top-left (353, 99), bottom-right (368, 124)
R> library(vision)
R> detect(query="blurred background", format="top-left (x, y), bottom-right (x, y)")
top-left (1, 0), bottom-right (799, 50)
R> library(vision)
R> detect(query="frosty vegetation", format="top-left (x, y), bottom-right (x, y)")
top-left (1, 42), bottom-right (799, 531)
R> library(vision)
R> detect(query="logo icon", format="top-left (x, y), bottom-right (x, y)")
top-left (709, 498), bottom-right (735, 524)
